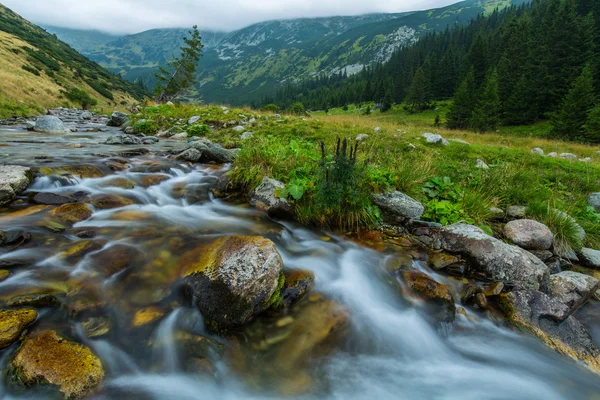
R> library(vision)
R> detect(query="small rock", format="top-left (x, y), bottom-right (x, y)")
top-left (355, 134), bottom-right (369, 142)
top-left (107, 112), bottom-right (129, 127)
top-left (531, 148), bottom-right (544, 155)
top-left (141, 136), bottom-right (158, 145)
top-left (241, 131), bottom-right (254, 140)
top-left (504, 219), bottom-right (554, 250)
top-left (551, 271), bottom-right (599, 313)
top-left (548, 152), bottom-right (558, 157)
top-left (559, 153), bottom-right (578, 160)
top-left (0, 309), bottom-right (37, 348)
top-left (579, 248), bottom-right (600, 269)
top-left (0, 165), bottom-right (33, 206)
top-left (401, 270), bottom-right (456, 322)
top-left (580, 157), bottom-right (592, 163)
top-left (250, 177), bottom-right (292, 215)
top-left (33, 116), bottom-right (70, 133)
top-left (232, 126), bottom-right (245, 133)
top-left (171, 132), bottom-right (188, 140)
top-left (282, 269), bottom-right (315, 308)
top-left (11, 330), bottom-right (104, 399)
top-left (507, 205), bottom-right (527, 219)
top-left (588, 193), bottom-right (600, 213)
top-left (175, 148), bottom-right (203, 163)
top-left (475, 159), bottom-right (489, 169)
top-left (489, 207), bottom-right (505, 220)
top-left (422, 132), bottom-right (449, 146)
top-left (105, 133), bottom-right (142, 145)
top-left (374, 127), bottom-right (381, 133)
top-left (89, 194), bottom-right (134, 210)
top-left (50, 203), bottom-right (93, 224)
top-left (32, 192), bottom-right (75, 205)
top-left (188, 116), bottom-right (201, 124)
top-left (373, 191), bottom-right (424, 221)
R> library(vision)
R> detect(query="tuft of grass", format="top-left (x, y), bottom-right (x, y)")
top-left (527, 202), bottom-right (585, 258)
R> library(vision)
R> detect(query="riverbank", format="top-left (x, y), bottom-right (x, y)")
top-left (0, 106), bottom-right (600, 398)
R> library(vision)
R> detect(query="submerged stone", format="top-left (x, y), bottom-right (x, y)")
top-left (50, 203), bottom-right (93, 224)
top-left (401, 270), bottom-right (456, 322)
top-left (0, 308), bottom-right (37, 348)
top-left (89, 194), bottom-right (135, 210)
top-left (282, 269), bottom-right (315, 308)
top-left (11, 330), bottom-right (104, 399)
top-left (180, 235), bottom-right (284, 331)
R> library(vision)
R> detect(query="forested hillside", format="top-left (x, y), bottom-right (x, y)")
top-left (269, 0), bottom-right (600, 142)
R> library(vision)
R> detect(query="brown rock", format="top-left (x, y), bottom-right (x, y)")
top-left (89, 194), bottom-right (135, 210)
top-left (401, 270), bottom-right (456, 322)
top-left (0, 308), bottom-right (37, 348)
top-left (282, 269), bottom-right (315, 307)
top-left (51, 203), bottom-right (93, 224)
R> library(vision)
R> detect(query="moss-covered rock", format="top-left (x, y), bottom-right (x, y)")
top-left (401, 270), bottom-right (456, 322)
top-left (88, 244), bottom-right (141, 276)
top-left (180, 235), bottom-right (284, 331)
top-left (11, 330), bottom-right (104, 399)
top-left (98, 177), bottom-right (135, 189)
top-left (38, 165), bottom-right (105, 179)
top-left (50, 204), bottom-right (93, 224)
top-left (0, 309), bottom-right (37, 348)
top-left (137, 174), bottom-right (170, 188)
top-left (88, 194), bottom-right (135, 210)
top-left (132, 307), bottom-right (165, 328)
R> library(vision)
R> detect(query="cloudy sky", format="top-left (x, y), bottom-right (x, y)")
top-left (3, 0), bottom-right (460, 34)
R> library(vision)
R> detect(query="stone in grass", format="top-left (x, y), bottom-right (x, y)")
top-left (506, 205), bottom-right (527, 219)
top-left (588, 193), bottom-right (600, 213)
top-left (504, 219), bottom-right (554, 250)
top-left (422, 132), bottom-right (449, 146)
top-left (250, 177), bottom-right (292, 215)
top-left (579, 248), bottom-right (600, 269)
top-left (531, 148), bottom-right (544, 155)
top-left (373, 191), bottom-right (424, 221)
top-left (550, 271), bottom-right (599, 314)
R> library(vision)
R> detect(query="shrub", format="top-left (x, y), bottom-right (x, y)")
top-left (288, 102), bottom-right (306, 116)
top-left (87, 81), bottom-right (114, 100)
top-left (21, 65), bottom-right (39, 76)
top-left (262, 104), bottom-right (280, 113)
top-left (133, 119), bottom-right (157, 135)
top-left (61, 88), bottom-right (98, 109)
top-left (188, 124), bottom-right (210, 136)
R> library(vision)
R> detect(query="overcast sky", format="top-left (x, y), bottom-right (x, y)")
top-left (3, 0), bottom-right (460, 34)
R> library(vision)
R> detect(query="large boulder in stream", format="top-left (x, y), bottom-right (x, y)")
top-left (11, 330), bottom-right (104, 399)
top-left (0, 308), bottom-right (37, 348)
top-left (425, 224), bottom-right (550, 292)
top-left (0, 165), bottom-right (33, 206)
top-left (107, 111), bottom-right (129, 127)
top-left (499, 290), bottom-right (600, 373)
top-left (180, 236), bottom-right (284, 331)
top-left (550, 271), bottom-right (599, 313)
top-left (250, 177), bottom-right (292, 216)
top-left (33, 116), bottom-right (70, 133)
top-left (176, 139), bottom-right (234, 164)
top-left (401, 270), bottom-right (455, 322)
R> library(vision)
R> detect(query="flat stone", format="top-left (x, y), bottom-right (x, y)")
top-left (579, 248), bottom-right (600, 269)
top-left (373, 191), bottom-right (424, 221)
top-left (32, 192), bottom-right (75, 205)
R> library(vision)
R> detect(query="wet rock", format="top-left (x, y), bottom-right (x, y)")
top-left (98, 177), bottom-right (135, 189)
top-left (422, 132), bottom-right (449, 145)
top-left (142, 136), bottom-right (158, 145)
top-left (428, 252), bottom-right (461, 270)
top-left (550, 271), bottom-right (599, 314)
top-left (132, 307), bottom-right (165, 328)
top-left (137, 174), bottom-right (170, 188)
top-left (0, 270), bottom-right (9, 281)
top-left (282, 269), bottom-right (315, 308)
top-left (89, 194), bottom-right (134, 210)
top-left (579, 248), bottom-right (600, 269)
top-left (33, 116), bottom-right (70, 133)
top-left (211, 173), bottom-right (238, 198)
top-left (107, 111), bottom-right (129, 127)
top-left (483, 282), bottom-right (505, 297)
top-left (50, 203), bottom-right (93, 224)
top-left (11, 330), bottom-right (104, 398)
top-left (504, 219), bottom-right (554, 250)
top-left (38, 165), bottom-right (104, 179)
top-left (88, 244), bottom-right (141, 276)
top-left (249, 177), bottom-right (292, 216)
top-left (6, 292), bottom-right (63, 308)
top-left (428, 224), bottom-right (550, 292)
top-left (589, 193), bottom-right (600, 213)
top-left (373, 191), bottom-right (424, 221)
top-left (175, 148), bottom-right (203, 163)
top-left (81, 315), bottom-right (112, 338)
top-left (0, 165), bottom-right (33, 206)
top-left (1, 230), bottom-right (32, 249)
top-left (32, 192), bottom-right (75, 205)
top-left (0, 309), bottom-right (37, 348)
top-left (528, 250), bottom-right (554, 262)
top-left (186, 139), bottom-right (235, 163)
top-left (180, 235), bottom-right (284, 331)
top-left (507, 205), bottom-right (527, 219)
top-left (105, 133), bottom-right (142, 145)
top-left (499, 290), bottom-right (600, 373)
top-left (401, 270), bottom-right (456, 322)
top-left (118, 148), bottom-right (150, 157)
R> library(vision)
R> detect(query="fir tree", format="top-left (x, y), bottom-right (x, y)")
top-left (381, 91), bottom-right (393, 112)
top-left (583, 104), bottom-right (600, 144)
top-left (155, 26), bottom-right (204, 102)
top-left (446, 70), bottom-right (476, 129)
top-left (404, 67), bottom-right (431, 113)
top-left (503, 75), bottom-right (537, 125)
top-left (550, 65), bottom-right (596, 141)
top-left (470, 69), bottom-right (501, 132)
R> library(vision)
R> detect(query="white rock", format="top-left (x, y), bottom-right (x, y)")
top-left (475, 159), bottom-right (489, 169)
top-left (355, 134), bottom-right (369, 142)
top-left (171, 132), bottom-right (188, 140)
top-left (241, 132), bottom-right (254, 140)
top-left (232, 126), bottom-right (245, 133)
top-left (548, 152), bottom-right (558, 157)
top-left (531, 148), bottom-right (544, 155)
top-left (551, 271), bottom-right (599, 313)
top-left (422, 132), bottom-right (449, 146)
top-left (374, 127), bottom-right (381, 133)
top-left (559, 153), bottom-right (578, 160)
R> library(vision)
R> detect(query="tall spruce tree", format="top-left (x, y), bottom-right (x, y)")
top-left (404, 67), bottom-right (432, 113)
top-left (155, 26), bottom-right (204, 102)
top-left (470, 69), bottom-right (501, 132)
top-left (550, 65), bottom-right (596, 141)
top-left (584, 103), bottom-right (600, 143)
top-left (446, 70), bottom-right (476, 129)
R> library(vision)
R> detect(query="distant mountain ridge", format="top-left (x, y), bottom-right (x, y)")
top-left (47, 0), bottom-right (525, 105)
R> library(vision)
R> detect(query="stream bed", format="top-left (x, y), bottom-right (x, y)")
top-left (1, 124), bottom-right (600, 399)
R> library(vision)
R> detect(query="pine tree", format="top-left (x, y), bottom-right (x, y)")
top-left (470, 69), bottom-right (501, 132)
top-left (381, 90), bottom-right (393, 112)
top-left (584, 104), bottom-right (600, 143)
top-left (404, 67), bottom-right (431, 113)
top-left (446, 70), bottom-right (476, 129)
top-left (468, 33), bottom-right (488, 87)
top-left (155, 26), bottom-right (204, 102)
top-left (503, 75), bottom-right (537, 125)
top-left (550, 65), bottom-right (596, 141)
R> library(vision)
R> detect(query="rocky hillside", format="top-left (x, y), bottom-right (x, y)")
top-left (53, 0), bottom-right (527, 105)
top-left (0, 4), bottom-right (146, 117)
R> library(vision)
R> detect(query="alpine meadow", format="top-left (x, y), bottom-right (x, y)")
top-left (1, 0), bottom-right (600, 399)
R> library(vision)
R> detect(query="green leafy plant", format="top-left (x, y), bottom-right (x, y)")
top-left (188, 124), bottom-right (211, 136)
top-left (262, 104), bottom-right (280, 113)
top-left (133, 119), bottom-right (157, 135)
top-left (288, 102), bottom-right (306, 116)
top-left (61, 88), bottom-right (98, 109)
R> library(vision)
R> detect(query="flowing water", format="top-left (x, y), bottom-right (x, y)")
top-left (1, 124), bottom-right (600, 399)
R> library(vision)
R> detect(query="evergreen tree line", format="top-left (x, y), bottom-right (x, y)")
top-left (263, 0), bottom-right (600, 142)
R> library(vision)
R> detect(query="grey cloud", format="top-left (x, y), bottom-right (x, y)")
top-left (2, 0), bottom-right (460, 34)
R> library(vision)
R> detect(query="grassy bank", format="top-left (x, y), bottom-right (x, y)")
top-left (132, 103), bottom-right (600, 249)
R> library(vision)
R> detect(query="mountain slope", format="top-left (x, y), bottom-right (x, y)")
top-left (0, 3), bottom-right (146, 116)
top-left (43, 26), bottom-right (119, 53)
top-left (58, 0), bottom-right (525, 105)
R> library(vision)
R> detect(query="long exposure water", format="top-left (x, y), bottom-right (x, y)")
top-left (1, 124), bottom-right (600, 399)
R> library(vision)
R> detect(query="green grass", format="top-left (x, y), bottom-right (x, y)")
top-left (133, 103), bottom-right (600, 240)
top-left (0, 98), bottom-right (42, 119)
